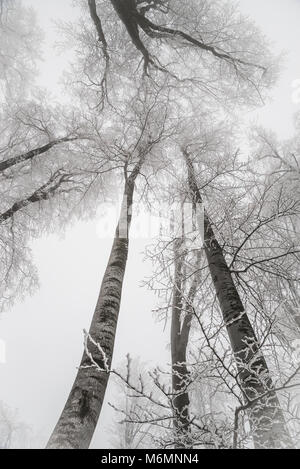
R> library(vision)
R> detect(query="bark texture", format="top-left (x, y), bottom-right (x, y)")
top-left (171, 238), bottom-right (201, 448)
top-left (171, 239), bottom-right (192, 448)
top-left (183, 150), bottom-right (293, 449)
top-left (46, 178), bottom-right (135, 449)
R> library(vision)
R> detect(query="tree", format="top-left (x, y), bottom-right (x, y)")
top-left (2, 0), bottom-right (289, 450)
top-left (0, 1), bottom-right (106, 310)
top-left (141, 130), bottom-right (241, 448)
top-left (0, 95), bottom-right (105, 310)
top-left (64, 5), bottom-right (278, 446)
top-left (180, 142), bottom-right (293, 449)
top-left (136, 117), bottom-right (300, 448)
top-left (47, 83), bottom-right (173, 449)
top-left (170, 238), bottom-right (192, 447)
top-left (0, 0), bottom-right (80, 310)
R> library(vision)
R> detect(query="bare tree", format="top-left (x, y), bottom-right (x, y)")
top-left (126, 120), bottom-right (300, 448)
top-left (47, 84), bottom-right (173, 449)
top-left (180, 141), bottom-right (293, 449)
top-left (2, 0), bottom-right (294, 451)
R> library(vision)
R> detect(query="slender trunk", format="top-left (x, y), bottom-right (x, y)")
top-left (47, 179), bottom-right (135, 449)
top-left (183, 150), bottom-right (293, 449)
top-left (171, 239), bottom-right (193, 448)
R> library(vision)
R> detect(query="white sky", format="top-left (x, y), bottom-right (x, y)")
top-left (0, 0), bottom-right (300, 449)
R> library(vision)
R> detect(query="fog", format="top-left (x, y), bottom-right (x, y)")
top-left (0, 0), bottom-right (300, 449)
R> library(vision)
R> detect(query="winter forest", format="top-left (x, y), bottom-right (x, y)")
top-left (0, 0), bottom-right (300, 451)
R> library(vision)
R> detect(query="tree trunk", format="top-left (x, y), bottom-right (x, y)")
top-left (171, 239), bottom-right (193, 448)
top-left (183, 150), bottom-right (293, 449)
top-left (47, 178), bottom-right (135, 449)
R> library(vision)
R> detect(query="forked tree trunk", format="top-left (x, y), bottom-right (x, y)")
top-left (183, 150), bottom-right (293, 449)
top-left (47, 178), bottom-right (135, 449)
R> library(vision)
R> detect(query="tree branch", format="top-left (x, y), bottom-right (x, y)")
top-left (0, 170), bottom-right (74, 224)
top-left (0, 137), bottom-right (78, 174)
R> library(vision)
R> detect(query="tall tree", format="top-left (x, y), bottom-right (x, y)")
top-left (47, 85), bottom-right (171, 449)
top-left (182, 147), bottom-right (293, 449)
top-left (101, 117), bottom-right (300, 448)
top-left (170, 211), bottom-right (202, 448)
top-left (170, 238), bottom-right (191, 447)
top-left (10, 0), bottom-right (284, 449)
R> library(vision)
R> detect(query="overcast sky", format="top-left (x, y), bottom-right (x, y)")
top-left (1, 0), bottom-right (300, 449)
